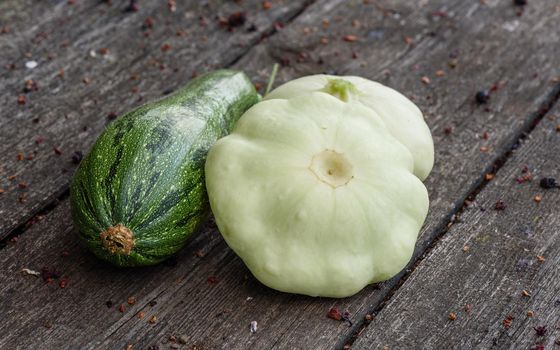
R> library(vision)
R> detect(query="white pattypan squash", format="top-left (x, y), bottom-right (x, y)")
top-left (264, 75), bottom-right (434, 180)
top-left (205, 89), bottom-right (430, 298)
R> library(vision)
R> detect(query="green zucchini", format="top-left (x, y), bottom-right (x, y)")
top-left (70, 70), bottom-right (259, 267)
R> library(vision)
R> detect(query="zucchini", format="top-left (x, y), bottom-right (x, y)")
top-left (70, 70), bottom-right (259, 267)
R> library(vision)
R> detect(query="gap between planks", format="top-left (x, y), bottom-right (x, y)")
top-left (3, 1), bottom-right (560, 348)
top-left (342, 82), bottom-right (560, 349)
top-left (0, 0), bottom-right (318, 249)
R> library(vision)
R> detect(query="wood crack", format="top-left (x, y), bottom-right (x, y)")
top-left (0, 188), bottom-right (69, 251)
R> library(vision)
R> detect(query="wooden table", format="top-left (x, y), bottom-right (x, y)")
top-left (1, 1), bottom-right (559, 349)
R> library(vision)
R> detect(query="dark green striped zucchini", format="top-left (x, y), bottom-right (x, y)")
top-left (70, 70), bottom-right (259, 267)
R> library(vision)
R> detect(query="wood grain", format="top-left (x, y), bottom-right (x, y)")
top-left (232, 0), bottom-right (560, 347)
top-left (0, 201), bottom-right (224, 349)
top-left (1, 0), bottom-right (560, 349)
top-left (352, 104), bottom-right (560, 350)
top-left (0, 0), bottom-right (314, 237)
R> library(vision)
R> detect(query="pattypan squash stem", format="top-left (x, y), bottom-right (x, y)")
top-left (264, 63), bottom-right (280, 96)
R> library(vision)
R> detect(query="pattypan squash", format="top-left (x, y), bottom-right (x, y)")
top-left (264, 74), bottom-right (434, 180)
top-left (205, 76), bottom-right (432, 298)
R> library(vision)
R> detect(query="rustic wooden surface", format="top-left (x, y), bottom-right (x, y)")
top-left (0, 0), bottom-right (313, 237)
top-left (353, 104), bottom-right (560, 350)
top-left (1, 0), bottom-right (560, 349)
top-left (233, 1), bottom-right (560, 346)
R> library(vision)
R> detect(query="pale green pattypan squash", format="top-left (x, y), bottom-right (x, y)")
top-left (264, 75), bottom-right (434, 180)
top-left (205, 85), bottom-right (430, 297)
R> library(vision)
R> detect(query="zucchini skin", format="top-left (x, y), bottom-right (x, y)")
top-left (70, 70), bottom-right (259, 267)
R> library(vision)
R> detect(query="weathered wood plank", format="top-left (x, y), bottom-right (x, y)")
top-left (0, 0), bottom-right (314, 237)
top-left (1, 0), bottom-right (560, 349)
top-left (0, 201), bottom-right (224, 349)
top-left (352, 105), bottom-right (560, 350)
